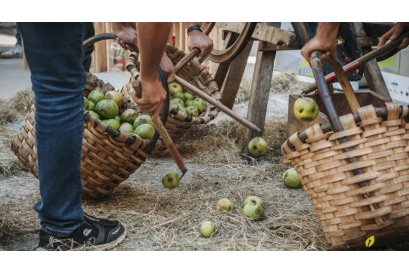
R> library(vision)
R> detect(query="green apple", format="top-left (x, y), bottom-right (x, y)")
top-left (95, 99), bottom-right (119, 119)
top-left (185, 100), bottom-right (194, 107)
top-left (192, 98), bottom-right (205, 113)
top-left (133, 115), bottom-right (156, 130)
top-left (121, 109), bottom-right (138, 124)
top-left (216, 198), bottom-right (234, 212)
top-left (102, 119), bottom-right (120, 130)
top-left (105, 91), bottom-right (124, 107)
top-left (170, 98), bottom-right (185, 108)
top-left (172, 92), bottom-right (185, 101)
top-left (248, 137), bottom-right (267, 156)
top-left (243, 196), bottom-right (265, 209)
top-left (88, 90), bottom-right (105, 105)
top-left (88, 111), bottom-right (100, 120)
top-left (186, 106), bottom-right (199, 117)
top-left (200, 221), bottom-right (215, 238)
top-left (134, 124), bottom-right (155, 139)
top-left (88, 101), bottom-right (95, 111)
top-left (162, 171), bottom-right (180, 189)
top-left (118, 122), bottom-right (133, 134)
top-left (243, 197), bottom-right (265, 220)
top-left (83, 96), bottom-right (89, 110)
top-left (183, 92), bottom-right (194, 102)
top-left (114, 116), bottom-right (121, 123)
top-left (294, 97), bottom-right (319, 122)
top-left (283, 168), bottom-right (301, 188)
top-left (168, 82), bottom-right (183, 96)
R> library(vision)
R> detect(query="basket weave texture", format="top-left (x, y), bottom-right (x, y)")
top-left (119, 44), bottom-right (220, 148)
top-left (10, 73), bottom-right (163, 199)
top-left (282, 103), bottom-right (409, 250)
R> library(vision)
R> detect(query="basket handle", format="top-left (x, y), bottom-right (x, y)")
top-left (326, 55), bottom-right (360, 114)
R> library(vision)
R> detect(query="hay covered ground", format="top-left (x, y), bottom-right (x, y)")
top-left (0, 72), bottom-right (330, 251)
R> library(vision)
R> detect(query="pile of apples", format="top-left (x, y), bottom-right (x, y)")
top-left (168, 82), bottom-right (206, 117)
top-left (84, 89), bottom-right (157, 140)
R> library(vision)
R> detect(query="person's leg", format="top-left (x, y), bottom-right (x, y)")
top-left (0, 23), bottom-right (23, 58)
top-left (15, 24), bottom-right (22, 46)
top-left (18, 23), bottom-right (88, 237)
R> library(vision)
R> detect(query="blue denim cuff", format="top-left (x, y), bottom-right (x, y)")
top-left (42, 224), bottom-right (80, 238)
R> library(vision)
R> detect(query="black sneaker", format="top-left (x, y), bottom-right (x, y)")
top-left (37, 213), bottom-right (126, 251)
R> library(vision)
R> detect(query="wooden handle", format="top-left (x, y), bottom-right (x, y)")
top-left (132, 79), bottom-right (187, 173)
top-left (175, 75), bottom-right (261, 133)
top-left (326, 56), bottom-right (360, 114)
top-left (174, 48), bottom-right (200, 74)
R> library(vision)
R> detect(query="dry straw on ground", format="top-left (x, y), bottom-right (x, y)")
top-left (0, 113), bottom-right (329, 250)
top-left (1, 77), bottom-right (330, 251)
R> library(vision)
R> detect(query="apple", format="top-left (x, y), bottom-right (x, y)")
top-left (186, 106), bottom-right (198, 117)
top-left (216, 198), bottom-right (234, 212)
top-left (83, 96), bottom-right (89, 110)
top-left (134, 124), bottom-right (155, 139)
top-left (121, 109), bottom-right (138, 124)
top-left (248, 137), bottom-right (267, 156)
top-left (243, 197), bottom-right (265, 220)
top-left (102, 119), bottom-right (120, 130)
top-left (282, 168), bottom-right (301, 188)
top-left (105, 91), bottom-right (124, 107)
top-left (88, 101), bottom-right (95, 111)
top-left (168, 82), bottom-right (183, 96)
top-left (293, 97), bottom-right (319, 122)
top-left (185, 100), bottom-right (194, 107)
top-left (88, 90), bottom-right (105, 105)
top-left (200, 221), bottom-right (215, 238)
top-left (118, 122), bottom-right (133, 134)
top-left (192, 98), bottom-right (205, 113)
top-left (161, 171), bottom-right (180, 189)
top-left (183, 92), bottom-right (194, 102)
top-left (243, 196), bottom-right (265, 209)
top-left (133, 115), bottom-right (156, 130)
top-left (172, 92), bottom-right (185, 101)
top-left (170, 98), bottom-right (185, 108)
top-left (88, 111), bottom-right (100, 120)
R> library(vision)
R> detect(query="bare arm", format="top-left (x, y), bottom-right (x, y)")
top-left (300, 22), bottom-right (340, 63)
top-left (185, 22), bottom-right (213, 58)
top-left (133, 23), bottom-right (172, 121)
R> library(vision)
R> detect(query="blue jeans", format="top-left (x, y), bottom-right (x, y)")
top-left (18, 23), bottom-right (94, 237)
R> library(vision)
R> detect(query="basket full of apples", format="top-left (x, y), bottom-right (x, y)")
top-left (119, 44), bottom-right (221, 150)
top-left (10, 73), bottom-right (164, 199)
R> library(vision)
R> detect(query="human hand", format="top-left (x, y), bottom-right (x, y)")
top-left (188, 30), bottom-right (213, 58)
top-left (133, 78), bottom-right (167, 121)
top-left (378, 22), bottom-right (409, 50)
top-left (301, 36), bottom-right (337, 64)
top-left (110, 23), bottom-right (139, 52)
top-left (159, 53), bottom-right (175, 83)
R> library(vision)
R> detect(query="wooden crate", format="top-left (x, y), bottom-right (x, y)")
top-left (287, 91), bottom-right (389, 138)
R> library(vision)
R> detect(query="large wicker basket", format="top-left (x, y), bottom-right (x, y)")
top-left (282, 51), bottom-right (409, 250)
top-left (10, 73), bottom-right (163, 199)
top-left (119, 44), bottom-right (221, 150)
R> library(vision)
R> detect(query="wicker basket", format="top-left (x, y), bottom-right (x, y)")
top-left (119, 44), bottom-right (221, 150)
top-left (282, 52), bottom-right (409, 250)
top-left (10, 73), bottom-right (163, 199)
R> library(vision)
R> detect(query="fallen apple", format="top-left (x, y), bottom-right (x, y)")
top-left (248, 137), bottom-right (267, 156)
top-left (200, 221), bottom-right (216, 238)
top-left (161, 171), bottom-right (180, 189)
top-left (243, 198), bottom-right (265, 220)
top-left (282, 168), bottom-right (301, 188)
top-left (216, 198), bottom-right (234, 212)
top-left (293, 97), bottom-right (319, 122)
top-left (243, 196), bottom-right (265, 209)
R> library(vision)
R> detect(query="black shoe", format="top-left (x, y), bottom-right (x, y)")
top-left (37, 213), bottom-right (126, 251)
